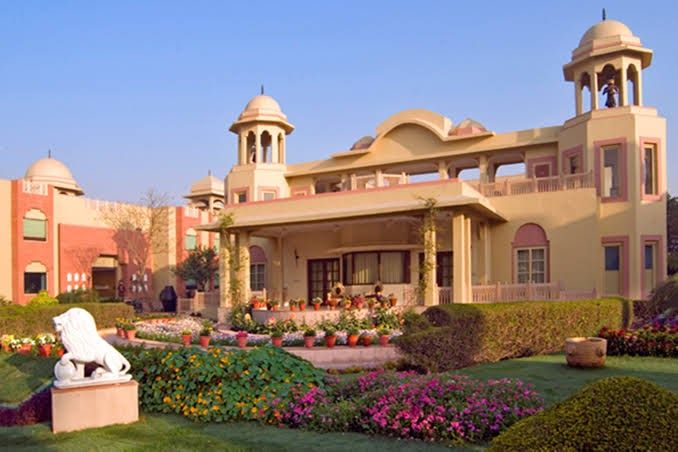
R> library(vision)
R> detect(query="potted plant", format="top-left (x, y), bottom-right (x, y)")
top-left (388, 293), bottom-right (398, 307)
top-left (269, 300), bottom-right (280, 312)
top-left (115, 318), bottom-right (126, 338)
top-left (123, 322), bottom-right (137, 340)
top-left (367, 297), bottom-right (375, 310)
top-left (270, 328), bottom-right (284, 347)
top-left (199, 321), bottom-right (213, 348)
top-left (289, 299), bottom-right (298, 312)
top-left (342, 298), bottom-right (352, 310)
top-left (378, 327), bottom-right (391, 346)
top-left (347, 327), bottom-right (360, 347)
top-left (353, 295), bottom-right (364, 310)
top-left (298, 298), bottom-right (307, 311)
top-left (312, 297), bottom-right (322, 311)
top-left (181, 328), bottom-right (192, 346)
top-left (12, 338), bottom-right (35, 355)
top-left (55, 342), bottom-right (65, 358)
top-left (303, 328), bottom-right (316, 348)
top-left (1, 334), bottom-right (14, 353)
top-left (35, 333), bottom-right (55, 357)
top-left (361, 332), bottom-right (373, 347)
top-left (236, 331), bottom-right (248, 348)
top-left (324, 326), bottom-right (337, 348)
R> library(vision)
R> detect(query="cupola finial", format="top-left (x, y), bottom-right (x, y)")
top-left (602, 8), bottom-right (607, 21)
top-left (260, 84), bottom-right (264, 95)
top-left (48, 149), bottom-right (52, 158)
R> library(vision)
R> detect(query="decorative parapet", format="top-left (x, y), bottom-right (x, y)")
top-left (22, 179), bottom-right (49, 196)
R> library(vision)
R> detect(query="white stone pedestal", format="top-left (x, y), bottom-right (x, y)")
top-left (51, 380), bottom-right (139, 433)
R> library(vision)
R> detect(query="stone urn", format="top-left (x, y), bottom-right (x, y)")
top-left (565, 337), bottom-right (607, 368)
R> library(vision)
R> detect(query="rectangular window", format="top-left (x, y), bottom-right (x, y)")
top-left (436, 252), bottom-right (453, 287)
top-left (23, 218), bottom-right (46, 240)
top-left (184, 234), bottom-right (197, 251)
top-left (262, 191), bottom-right (276, 201)
top-left (568, 155), bottom-right (581, 174)
top-left (516, 247), bottom-right (546, 283)
top-left (250, 263), bottom-right (265, 291)
top-left (213, 234), bottom-right (220, 251)
top-left (234, 191), bottom-right (247, 204)
top-left (605, 246), bottom-right (620, 271)
top-left (644, 145), bottom-right (658, 196)
top-left (602, 147), bottom-right (620, 198)
top-left (344, 251), bottom-right (410, 285)
top-left (644, 244), bottom-right (654, 270)
top-left (24, 272), bottom-right (46, 294)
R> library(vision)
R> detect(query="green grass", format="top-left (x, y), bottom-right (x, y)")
top-left (457, 354), bottom-right (678, 407)
top-left (0, 352), bottom-right (55, 405)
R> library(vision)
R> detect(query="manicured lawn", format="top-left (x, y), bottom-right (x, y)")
top-left (0, 352), bottom-right (55, 405)
top-left (457, 354), bottom-right (678, 407)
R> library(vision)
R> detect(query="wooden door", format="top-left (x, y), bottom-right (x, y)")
top-left (307, 259), bottom-right (340, 302)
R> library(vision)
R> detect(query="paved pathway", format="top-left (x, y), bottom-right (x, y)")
top-left (102, 328), bottom-right (402, 369)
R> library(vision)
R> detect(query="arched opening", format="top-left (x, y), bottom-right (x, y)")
top-left (261, 131), bottom-right (272, 163)
top-left (457, 168), bottom-right (480, 181)
top-left (495, 162), bottom-right (526, 178)
top-left (512, 223), bottom-right (549, 284)
top-left (599, 64), bottom-right (620, 109)
top-left (277, 133), bottom-right (284, 163)
top-left (249, 245), bottom-right (266, 291)
top-left (627, 64), bottom-right (639, 106)
top-left (246, 132), bottom-right (256, 163)
top-left (580, 72), bottom-right (591, 112)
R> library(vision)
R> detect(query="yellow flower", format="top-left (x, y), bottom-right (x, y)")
top-left (251, 407), bottom-right (258, 414)
top-left (212, 405), bottom-right (219, 411)
top-left (163, 396), bottom-right (172, 404)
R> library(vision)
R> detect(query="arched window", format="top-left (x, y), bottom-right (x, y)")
top-left (512, 223), bottom-right (549, 284)
top-left (246, 131), bottom-right (256, 163)
top-left (249, 245), bottom-right (266, 291)
top-left (23, 209), bottom-right (47, 241)
top-left (184, 228), bottom-right (197, 251)
top-left (24, 261), bottom-right (47, 294)
top-left (598, 64), bottom-right (619, 108)
top-left (580, 72), bottom-right (591, 112)
top-left (261, 131), bottom-right (272, 163)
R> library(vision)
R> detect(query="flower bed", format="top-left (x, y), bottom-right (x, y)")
top-left (598, 323), bottom-right (677, 358)
top-left (279, 370), bottom-right (543, 444)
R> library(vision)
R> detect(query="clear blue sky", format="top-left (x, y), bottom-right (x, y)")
top-left (1, 1), bottom-right (676, 202)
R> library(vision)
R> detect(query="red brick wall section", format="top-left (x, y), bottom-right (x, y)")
top-left (11, 181), bottom-right (55, 305)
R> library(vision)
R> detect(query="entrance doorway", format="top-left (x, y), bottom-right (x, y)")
top-left (307, 259), bottom-right (340, 302)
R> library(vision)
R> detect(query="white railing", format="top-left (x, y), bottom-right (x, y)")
top-left (177, 290), bottom-right (220, 319)
top-left (471, 282), bottom-right (596, 303)
top-left (470, 172), bottom-right (594, 198)
top-left (437, 287), bottom-right (452, 304)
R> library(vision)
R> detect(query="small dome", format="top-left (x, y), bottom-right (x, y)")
top-left (579, 20), bottom-right (633, 46)
top-left (230, 93), bottom-right (294, 134)
top-left (25, 157), bottom-right (83, 195)
top-left (243, 95), bottom-right (282, 113)
top-left (188, 174), bottom-right (224, 197)
top-left (350, 136), bottom-right (374, 150)
top-left (449, 118), bottom-right (488, 137)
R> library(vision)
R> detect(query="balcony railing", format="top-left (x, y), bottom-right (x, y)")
top-left (468, 172), bottom-right (594, 197)
top-left (471, 282), bottom-right (596, 303)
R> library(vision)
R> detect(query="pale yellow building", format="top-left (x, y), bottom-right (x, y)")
top-left (200, 18), bottom-right (667, 320)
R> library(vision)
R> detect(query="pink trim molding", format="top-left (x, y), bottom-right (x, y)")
top-left (526, 156), bottom-right (557, 178)
top-left (640, 235), bottom-right (665, 299)
top-left (561, 145), bottom-right (584, 174)
top-left (601, 235), bottom-right (629, 297)
top-left (594, 137), bottom-right (628, 203)
top-left (257, 186), bottom-right (281, 201)
top-left (639, 137), bottom-right (662, 202)
top-left (230, 186), bottom-right (250, 204)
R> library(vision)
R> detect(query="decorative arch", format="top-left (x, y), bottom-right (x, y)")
top-left (512, 223), bottom-right (549, 284)
top-left (579, 72), bottom-right (591, 113)
top-left (23, 208), bottom-right (47, 240)
top-left (627, 64), bottom-right (640, 106)
top-left (261, 131), bottom-right (272, 163)
top-left (249, 245), bottom-right (266, 263)
top-left (246, 131), bottom-right (256, 163)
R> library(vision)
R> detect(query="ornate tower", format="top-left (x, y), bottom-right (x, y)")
top-left (226, 93), bottom-right (294, 203)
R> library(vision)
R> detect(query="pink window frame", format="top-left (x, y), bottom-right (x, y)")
top-left (594, 138), bottom-right (628, 203)
top-left (230, 187), bottom-right (250, 204)
top-left (601, 235), bottom-right (629, 297)
top-left (561, 145), bottom-right (584, 175)
top-left (640, 235), bottom-right (665, 299)
top-left (639, 137), bottom-right (662, 202)
top-left (526, 156), bottom-right (557, 178)
top-left (511, 223), bottom-right (550, 283)
top-left (257, 186), bottom-right (280, 201)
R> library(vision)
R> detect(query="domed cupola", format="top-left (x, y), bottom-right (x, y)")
top-left (185, 171), bottom-right (225, 211)
top-left (24, 153), bottom-right (84, 196)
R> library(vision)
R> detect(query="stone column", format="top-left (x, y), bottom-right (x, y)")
top-left (452, 212), bottom-right (472, 303)
top-left (478, 155), bottom-right (489, 184)
top-left (277, 235), bottom-right (285, 302)
top-left (237, 232), bottom-right (251, 303)
top-left (423, 221), bottom-right (437, 306)
top-left (255, 132), bottom-right (262, 164)
top-left (438, 161), bottom-right (448, 180)
top-left (575, 81), bottom-right (583, 115)
top-left (217, 230), bottom-right (231, 323)
top-left (375, 169), bottom-right (384, 187)
top-left (481, 222), bottom-right (492, 284)
top-left (591, 68), bottom-right (599, 110)
top-left (620, 66), bottom-right (628, 107)
top-left (636, 69), bottom-right (643, 106)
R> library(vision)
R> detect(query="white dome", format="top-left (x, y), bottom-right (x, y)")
top-left (579, 20), bottom-right (634, 46)
top-left (25, 157), bottom-right (83, 195)
top-left (230, 93), bottom-right (294, 134)
top-left (189, 174), bottom-right (224, 197)
top-left (243, 95), bottom-right (282, 113)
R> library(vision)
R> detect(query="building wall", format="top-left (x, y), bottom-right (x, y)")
top-left (0, 180), bottom-right (13, 300)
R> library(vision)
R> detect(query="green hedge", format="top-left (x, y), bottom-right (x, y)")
top-left (490, 376), bottom-right (678, 451)
top-left (0, 303), bottom-right (134, 337)
top-left (395, 298), bottom-right (631, 372)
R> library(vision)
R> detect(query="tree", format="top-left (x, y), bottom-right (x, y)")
top-left (173, 246), bottom-right (219, 292)
top-left (668, 193), bottom-right (678, 275)
top-left (100, 188), bottom-right (170, 299)
top-left (68, 246), bottom-right (101, 288)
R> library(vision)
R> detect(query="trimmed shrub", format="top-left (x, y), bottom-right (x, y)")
top-left (56, 288), bottom-right (100, 304)
top-left (395, 298), bottom-right (631, 371)
top-left (0, 303), bottom-right (133, 337)
top-left (490, 376), bottom-right (678, 451)
top-left (27, 291), bottom-right (58, 307)
top-left (121, 345), bottom-right (325, 423)
top-left (646, 275), bottom-right (678, 316)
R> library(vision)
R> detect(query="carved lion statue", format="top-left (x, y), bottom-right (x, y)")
top-left (53, 307), bottom-right (131, 387)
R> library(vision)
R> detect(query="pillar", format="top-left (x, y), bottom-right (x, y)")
top-left (591, 68), bottom-right (599, 110)
top-left (350, 173), bottom-right (357, 190)
top-left (217, 230), bottom-right (231, 323)
top-left (438, 161), bottom-right (448, 180)
top-left (423, 225), bottom-right (437, 306)
top-left (236, 232), bottom-right (250, 303)
top-left (254, 132), bottom-right (261, 164)
top-left (452, 212), bottom-right (472, 303)
top-left (277, 235), bottom-right (284, 302)
top-left (620, 65), bottom-right (628, 107)
top-left (375, 169), bottom-right (384, 187)
top-left (478, 155), bottom-right (489, 184)
top-left (636, 69), bottom-right (643, 106)
top-left (575, 81), bottom-right (583, 115)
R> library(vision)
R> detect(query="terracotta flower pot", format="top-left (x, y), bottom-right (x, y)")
top-left (328, 299), bottom-right (338, 310)
top-left (389, 298), bottom-right (397, 307)
top-left (299, 304), bottom-right (306, 311)
top-left (304, 336), bottom-right (316, 348)
top-left (362, 335), bottom-right (373, 347)
top-left (38, 344), bottom-right (52, 357)
top-left (271, 336), bottom-right (283, 347)
top-left (325, 335), bottom-right (336, 348)
top-left (125, 330), bottom-right (136, 340)
top-left (347, 335), bottom-right (359, 347)
top-left (1, 343), bottom-right (10, 353)
top-left (56, 347), bottom-right (65, 358)
top-left (355, 301), bottom-right (364, 310)
top-left (271, 305), bottom-right (278, 312)
top-left (237, 336), bottom-right (248, 348)
top-left (379, 335), bottom-right (390, 346)
top-left (290, 305), bottom-right (297, 312)
top-left (116, 327), bottom-right (125, 338)
top-left (181, 334), bottom-right (192, 346)
top-left (313, 304), bottom-right (320, 311)
top-left (199, 335), bottom-right (210, 348)
top-left (18, 344), bottom-right (33, 355)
